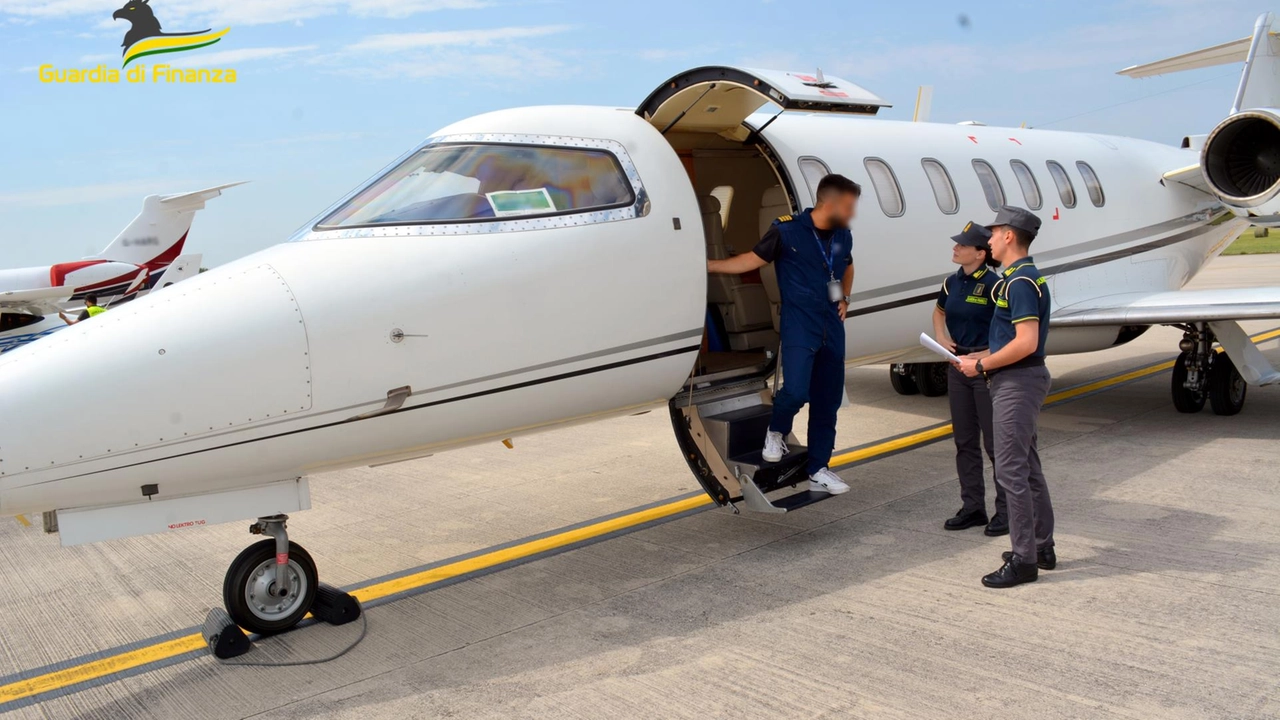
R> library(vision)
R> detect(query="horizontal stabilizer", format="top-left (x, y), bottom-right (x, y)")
top-left (1052, 287), bottom-right (1280, 327)
top-left (158, 181), bottom-right (249, 211)
top-left (1117, 35), bottom-right (1256, 78)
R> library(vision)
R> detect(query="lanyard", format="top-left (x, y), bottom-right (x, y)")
top-left (811, 229), bottom-right (836, 280)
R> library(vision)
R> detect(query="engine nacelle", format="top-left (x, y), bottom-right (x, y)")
top-left (1202, 108), bottom-right (1280, 225)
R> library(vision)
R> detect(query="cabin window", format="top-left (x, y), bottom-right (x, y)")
top-left (863, 158), bottom-right (905, 218)
top-left (709, 185), bottom-right (734, 230)
top-left (1076, 161), bottom-right (1105, 207)
top-left (1046, 161), bottom-right (1077, 208)
top-left (317, 143), bottom-right (635, 228)
top-left (1009, 160), bottom-right (1042, 210)
top-left (798, 157), bottom-right (832, 204)
top-left (921, 159), bottom-right (958, 214)
top-left (972, 160), bottom-right (1005, 211)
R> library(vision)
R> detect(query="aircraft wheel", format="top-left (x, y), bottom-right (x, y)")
top-left (914, 362), bottom-right (949, 397)
top-left (1170, 352), bottom-right (1206, 414)
top-left (1208, 353), bottom-right (1247, 416)
top-left (223, 539), bottom-right (317, 635)
top-left (890, 365), bottom-right (919, 395)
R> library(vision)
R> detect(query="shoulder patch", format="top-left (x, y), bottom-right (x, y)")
top-left (775, 214), bottom-right (793, 223)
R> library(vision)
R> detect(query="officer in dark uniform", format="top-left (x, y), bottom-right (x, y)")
top-left (707, 174), bottom-right (861, 494)
top-left (955, 206), bottom-right (1056, 588)
top-left (934, 221), bottom-right (1007, 536)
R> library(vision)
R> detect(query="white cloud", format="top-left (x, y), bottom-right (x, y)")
top-left (0, 0), bottom-right (489, 26)
top-left (343, 25), bottom-right (571, 53)
top-left (162, 45), bottom-right (316, 68)
top-left (0, 181), bottom-right (176, 208)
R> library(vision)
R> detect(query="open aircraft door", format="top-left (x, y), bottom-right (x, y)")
top-left (640, 67), bottom-right (887, 515)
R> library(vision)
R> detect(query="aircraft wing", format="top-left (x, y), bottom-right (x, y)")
top-left (0, 287), bottom-right (72, 316)
top-left (1052, 287), bottom-right (1280, 327)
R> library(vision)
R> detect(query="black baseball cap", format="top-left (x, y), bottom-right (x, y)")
top-left (950, 220), bottom-right (992, 247)
top-left (986, 205), bottom-right (1042, 236)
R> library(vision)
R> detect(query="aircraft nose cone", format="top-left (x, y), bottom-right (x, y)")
top-left (0, 263), bottom-right (314, 502)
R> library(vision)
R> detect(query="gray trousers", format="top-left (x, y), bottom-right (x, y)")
top-left (948, 366), bottom-right (1006, 516)
top-left (990, 365), bottom-right (1055, 563)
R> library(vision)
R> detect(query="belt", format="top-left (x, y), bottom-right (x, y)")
top-left (955, 346), bottom-right (988, 355)
top-left (988, 356), bottom-right (1046, 375)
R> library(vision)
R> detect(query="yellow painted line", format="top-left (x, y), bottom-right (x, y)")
top-left (348, 494), bottom-right (714, 603)
top-left (0, 635), bottom-right (205, 705)
top-left (6, 326), bottom-right (1280, 706)
top-left (13, 515), bottom-right (29, 528)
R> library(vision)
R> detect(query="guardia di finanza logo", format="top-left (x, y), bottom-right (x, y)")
top-left (113, 0), bottom-right (229, 67)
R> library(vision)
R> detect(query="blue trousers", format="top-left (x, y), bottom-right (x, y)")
top-left (769, 341), bottom-right (845, 474)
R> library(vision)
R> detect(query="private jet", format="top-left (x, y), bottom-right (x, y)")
top-left (0, 183), bottom-right (242, 353)
top-left (4, 16), bottom-right (1280, 634)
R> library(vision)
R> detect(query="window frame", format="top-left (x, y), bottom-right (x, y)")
top-left (920, 158), bottom-right (959, 215)
top-left (863, 157), bottom-right (906, 218)
top-left (302, 133), bottom-right (650, 239)
top-left (1009, 160), bottom-right (1043, 211)
top-left (1076, 161), bottom-right (1105, 207)
top-left (971, 159), bottom-right (1006, 211)
top-left (1046, 160), bottom-right (1077, 209)
top-left (798, 156), bottom-right (833, 205)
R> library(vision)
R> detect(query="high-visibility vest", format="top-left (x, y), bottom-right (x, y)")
top-left (86, 305), bottom-right (105, 317)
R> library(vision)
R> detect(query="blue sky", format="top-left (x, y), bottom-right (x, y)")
top-left (0, 0), bottom-right (1264, 267)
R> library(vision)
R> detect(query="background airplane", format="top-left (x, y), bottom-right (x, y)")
top-left (0, 182), bottom-right (243, 353)
top-left (3, 16), bottom-right (1280, 634)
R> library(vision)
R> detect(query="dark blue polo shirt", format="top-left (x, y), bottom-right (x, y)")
top-left (989, 256), bottom-right (1051, 360)
top-left (936, 266), bottom-right (996, 350)
top-left (752, 209), bottom-right (853, 349)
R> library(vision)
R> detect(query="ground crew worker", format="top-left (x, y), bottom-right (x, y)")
top-left (58, 295), bottom-right (105, 325)
top-left (956, 206), bottom-right (1056, 588)
top-left (707, 174), bottom-right (860, 495)
top-left (935, 221), bottom-right (1007, 536)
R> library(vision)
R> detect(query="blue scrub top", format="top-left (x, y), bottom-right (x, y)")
top-left (989, 256), bottom-right (1051, 358)
top-left (753, 209), bottom-right (853, 349)
top-left (936, 266), bottom-right (997, 349)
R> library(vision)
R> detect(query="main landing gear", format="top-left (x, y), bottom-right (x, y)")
top-left (223, 514), bottom-right (318, 635)
top-left (1171, 323), bottom-right (1247, 416)
top-left (890, 362), bottom-right (948, 397)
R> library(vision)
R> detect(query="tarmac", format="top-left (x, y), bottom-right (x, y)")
top-left (0, 254), bottom-right (1277, 719)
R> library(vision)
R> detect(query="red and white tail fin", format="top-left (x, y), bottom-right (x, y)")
top-left (1118, 12), bottom-right (1280, 113)
top-left (94, 182), bottom-right (246, 268)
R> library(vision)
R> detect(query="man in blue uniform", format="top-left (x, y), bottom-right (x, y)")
top-left (955, 206), bottom-right (1056, 588)
top-left (707, 174), bottom-right (860, 495)
top-left (933, 221), bottom-right (1007, 536)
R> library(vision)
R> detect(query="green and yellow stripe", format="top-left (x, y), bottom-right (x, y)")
top-left (122, 28), bottom-right (229, 67)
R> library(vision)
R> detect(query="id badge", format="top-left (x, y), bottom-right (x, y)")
top-left (827, 279), bottom-right (844, 303)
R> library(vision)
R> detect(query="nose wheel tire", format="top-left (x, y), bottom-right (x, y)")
top-left (889, 365), bottom-right (920, 395)
top-left (914, 362), bottom-right (949, 397)
top-left (1171, 351), bottom-right (1206, 414)
top-left (1208, 354), bottom-right (1247, 416)
top-left (223, 539), bottom-right (318, 635)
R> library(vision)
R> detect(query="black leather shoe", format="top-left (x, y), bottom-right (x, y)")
top-left (944, 507), bottom-right (988, 531)
top-left (982, 557), bottom-right (1038, 588)
top-left (983, 513), bottom-right (1009, 537)
top-left (1003, 546), bottom-right (1056, 570)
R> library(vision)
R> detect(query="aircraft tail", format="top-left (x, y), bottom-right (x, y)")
top-left (95, 182), bottom-right (246, 269)
top-left (1117, 12), bottom-right (1280, 113)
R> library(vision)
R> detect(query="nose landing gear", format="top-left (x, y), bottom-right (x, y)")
top-left (1171, 323), bottom-right (1247, 416)
top-left (223, 514), bottom-right (318, 635)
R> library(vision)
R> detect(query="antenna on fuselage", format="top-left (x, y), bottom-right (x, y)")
top-left (660, 83), bottom-right (718, 135)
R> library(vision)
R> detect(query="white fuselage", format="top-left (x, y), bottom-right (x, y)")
top-left (0, 105), bottom-right (1244, 522)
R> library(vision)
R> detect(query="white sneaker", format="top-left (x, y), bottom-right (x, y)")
top-left (809, 467), bottom-right (850, 495)
top-left (762, 431), bottom-right (787, 463)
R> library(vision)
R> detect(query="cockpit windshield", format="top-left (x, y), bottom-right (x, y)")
top-left (316, 143), bottom-right (635, 229)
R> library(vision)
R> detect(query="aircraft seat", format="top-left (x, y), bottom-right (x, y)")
top-left (758, 186), bottom-right (790, 332)
top-left (700, 195), bottom-right (773, 345)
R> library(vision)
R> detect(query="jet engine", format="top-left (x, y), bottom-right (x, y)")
top-left (1202, 108), bottom-right (1280, 225)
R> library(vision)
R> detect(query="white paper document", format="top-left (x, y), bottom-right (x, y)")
top-left (919, 332), bottom-right (961, 364)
